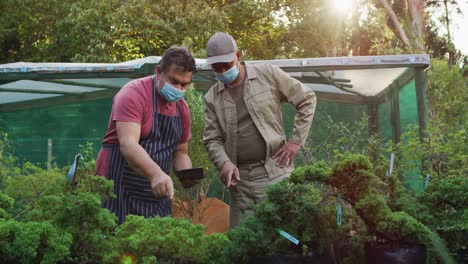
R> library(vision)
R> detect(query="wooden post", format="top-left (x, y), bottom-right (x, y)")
top-left (47, 138), bottom-right (52, 170)
top-left (414, 68), bottom-right (427, 142)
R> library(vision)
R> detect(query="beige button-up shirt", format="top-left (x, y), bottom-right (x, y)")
top-left (203, 63), bottom-right (317, 179)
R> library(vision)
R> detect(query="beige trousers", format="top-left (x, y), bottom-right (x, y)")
top-left (229, 161), bottom-right (288, 229)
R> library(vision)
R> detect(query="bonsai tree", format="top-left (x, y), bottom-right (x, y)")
top-left (291, 153), bottom-right (455, 263)
top-left (221, 173), bottom-right (360, 263)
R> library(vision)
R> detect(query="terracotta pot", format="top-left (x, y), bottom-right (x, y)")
top-left (173, 197), bottom-right (229, 234)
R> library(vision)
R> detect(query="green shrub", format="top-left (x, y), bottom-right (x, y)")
top-left (0, 219), bottom-right (72, 264)
top-left (104, 215), bottom-right (229, 264)
top-left (221, 178), bottom-right (355, 263)
top-left (295, 153), bottom-right (455, 263)
top-left (0, 192), bottom-right (14, 219)
top-left (25, 174), bottom-right (117, 262)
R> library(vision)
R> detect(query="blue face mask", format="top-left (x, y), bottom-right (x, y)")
top-left (215, 64), bottom-right (239, 84)
top-left (159, 81), bottom-right (186, 102)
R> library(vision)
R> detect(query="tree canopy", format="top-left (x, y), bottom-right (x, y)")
top-left (0, 0), bottom-right (464, 63)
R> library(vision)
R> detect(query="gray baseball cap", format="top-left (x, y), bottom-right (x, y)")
top-left (206, 32), bottom-right (238, 65)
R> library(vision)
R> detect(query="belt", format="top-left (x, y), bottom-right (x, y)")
top-left (237, 160), bottom-right (265, 169)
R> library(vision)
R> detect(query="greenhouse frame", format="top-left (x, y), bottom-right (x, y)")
top-left (0, 54), bottom-right (430, 168)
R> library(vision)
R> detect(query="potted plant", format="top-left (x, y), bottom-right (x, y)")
top-left (221, 172), bottom-right (358, 263)
top-left (291, 153), bottom-right (455, 264)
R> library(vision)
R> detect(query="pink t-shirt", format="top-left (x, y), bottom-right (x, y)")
top-left (95, 76), bottom-right (191, 176)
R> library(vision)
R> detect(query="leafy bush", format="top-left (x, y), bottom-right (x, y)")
top-left (428, 59), bottom-right (467, 129)
top-left (416, 177), bottom-right (468, 230)
top-left (25, 174), bottom-right (116, 262)
top-left (220, 215), bottom-right (273, 264)
top-left (3, 163), bottom-right (69, 216)
top-left (413, 176), bottom-right (468, 260)
top-left (295, 153), bottom-right (455, 263)
top-left (0, 192), bottom-right (14, 219)
top-left (221, 178), bottom-right (357, 263)
top-left (399, 124), bottom-right (467, 182)
top-left (103, 215), bottom-right (229, 264)
top-left (0, 132), bottom-right (19, 187)
top-left (0, 219), bottom-right (72, 264)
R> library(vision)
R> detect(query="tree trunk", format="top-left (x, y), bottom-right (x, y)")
top-left (407, 0), bottom-right (426, 52)
top-left (351, 0), bottom-right (361, 55)
top-left (378, 0), bottom-right (412, 49)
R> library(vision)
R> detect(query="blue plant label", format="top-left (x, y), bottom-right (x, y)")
top-left (67, 154), bottom-right (83, 182)
top-left (277, 229), bottom-right (300, 245)
top-left (424, 174), bottom-right (430, 188)
top-left (337, 194), bottom-right (342, 226)
top-left (389, 153), bottom-right (395, 176)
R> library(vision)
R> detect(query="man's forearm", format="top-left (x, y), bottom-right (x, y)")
top-left (205, 141), bottom-right (230, 169)
top-left (120, 142), bottom-right (163, 181)
top-left (290, 89), bottom-right (317, 146)
top-left (172, 151), bottom-right (192, 171)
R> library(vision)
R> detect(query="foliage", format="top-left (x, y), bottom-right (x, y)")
top-left (427, 59), bottom-right (468, 130)
top-left (221, 178), bottom-right (357, 263)
top-left (184, 87), bottom-right (213, 176)
top-left (0, 192), bottom-right (14, 219)
top-left (295, 153), bottom-right (455, 263)
top-left (416, 177), bottom-right (468, 230)
top-left (0, 191), bottom-right (72, 264)
top-left (3, 163), bottom-right (69, 217)
top-left (412, 175), bottom-right (468, 258)
top-left (2, 141), bottom-right (116, 263)
top-left (0, 219), bottom-right (72, 264)
top-left (25, 174), bottom-right (116, 262)
top-left (103, 215), bottom-right (229, 264)
top-left (0, 0), bottom-right (281, 63)
top-left (220, 215), bottom-right (273, 264)
top-left (0, 0), bottom-right (463, 63)
top-left (299, 114), bottom-right (384, 166)
top-left (76, 142), bottom-right (98, 174)
top-left (398, 124), bottom-right (467, 182)
top-left (290, 161), bottom-right (331, 184)
top-left (0, 132), bottom-right (18, 187)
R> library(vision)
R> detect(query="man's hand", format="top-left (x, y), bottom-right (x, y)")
top-left (150, 172), bottom-right (174, 199)
top-left (272, 141), bottom-right (301, 168)
top-left (220, 160), bottom-right (240, 187)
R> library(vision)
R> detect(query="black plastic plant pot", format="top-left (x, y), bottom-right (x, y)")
top-left (437, 228), bottom-right (468, 263)
top-left (174, 167), bottom-right (204, 188)
top-left (253, 254), bottom-right (334, 264)
top-left (364, 242), bottom-right (426, 264)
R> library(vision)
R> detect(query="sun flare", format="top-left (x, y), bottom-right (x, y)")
top-left (333, 0), bottom-right (353, 13)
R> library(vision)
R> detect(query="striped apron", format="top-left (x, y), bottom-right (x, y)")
top-left (103, 76), bottom-right (182, 224)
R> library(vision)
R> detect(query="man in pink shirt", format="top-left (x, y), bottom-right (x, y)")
top-left (95, 47), bottom-right (195, 223)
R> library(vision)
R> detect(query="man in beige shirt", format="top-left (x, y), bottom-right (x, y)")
top-left (203, 32), bottom-right (317, 228)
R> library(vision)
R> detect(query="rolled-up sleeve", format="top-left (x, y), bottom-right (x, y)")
top-left (271, 65), bottom-right (317, 146)
top-left (203, 91), bottom-right (230, 169)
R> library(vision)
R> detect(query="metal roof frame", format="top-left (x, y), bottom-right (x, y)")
top-left (0, 54), bottom-right (430, 113)
top-left (0, 54), bottom-right (431, 149)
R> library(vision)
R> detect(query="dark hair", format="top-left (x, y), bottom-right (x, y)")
top-left (159, 46), bottom-right (196, 73)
